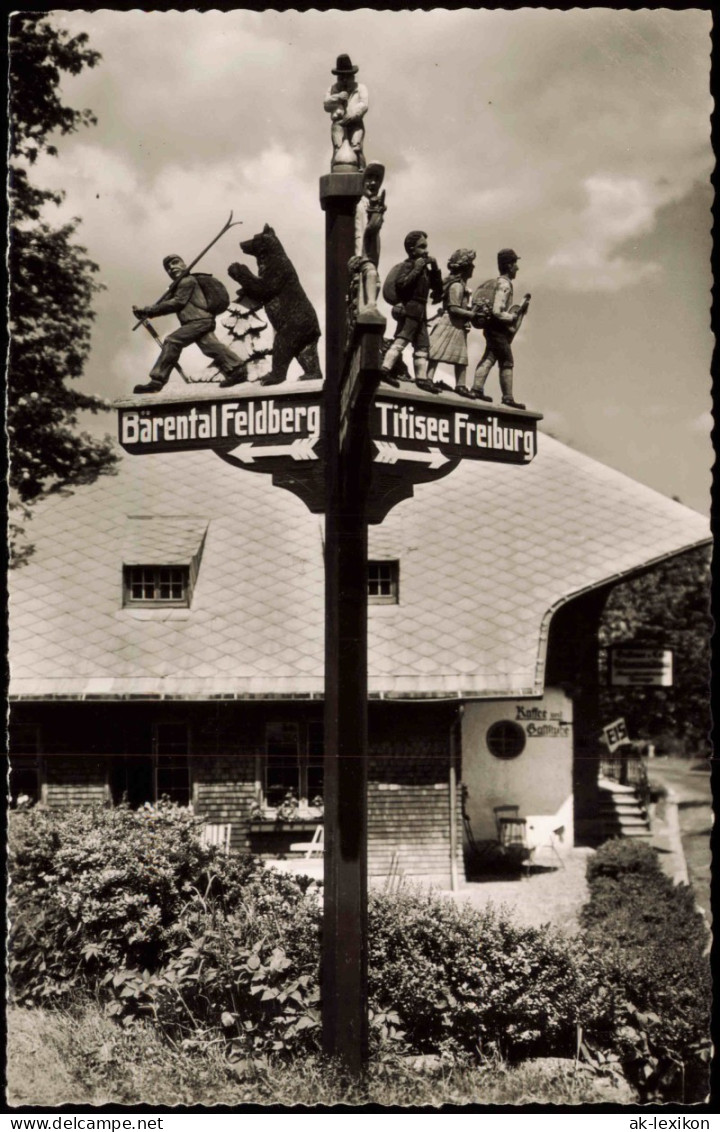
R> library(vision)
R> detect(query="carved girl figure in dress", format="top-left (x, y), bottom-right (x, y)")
top-left (423, 248), bottom-right (477, 393)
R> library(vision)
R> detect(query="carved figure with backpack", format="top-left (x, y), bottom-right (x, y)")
top-left (379, 230), bottom-right (443, 388)
top-left (132, 253), bottom-right (247, 394)
top-left (457, 248), bottom-right (530, 409)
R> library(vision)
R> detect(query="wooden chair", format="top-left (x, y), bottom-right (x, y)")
top-left (290, 823), bottom-right (324, 859)
top-left (493, 804), bottom-right (520, 840)
top-left (200, 823), bottom-right (231, 854)
top-left (528, 823), bottom-right (566, 869)
top-left (497, 814), bottom-right (534, 876)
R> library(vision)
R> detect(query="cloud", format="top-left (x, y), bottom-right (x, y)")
top-left (33, 139), bottom-right (323, 401)
top-left (544, 176), bottom-right (667, 291)
top-left (538, 410), bottom-right (568, 437)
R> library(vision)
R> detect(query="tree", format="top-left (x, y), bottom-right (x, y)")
top-left (598, 545), bottom-right (712, 756)
top-left (8, 14), bottom-right (118, 563)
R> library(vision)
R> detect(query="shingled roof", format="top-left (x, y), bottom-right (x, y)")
top-left (9, 435), bottom-right (709, 700)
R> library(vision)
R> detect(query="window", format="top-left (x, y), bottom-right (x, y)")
top-left (263, 721), bottom-right (324, 813)
top-left (121, 516), bottom-right (208, 609)
top-left (486, 720), bottom-right (526, 760)
top-left (306, 721), bottom-right (324, 803)
top-left (265, 723), bottom-right (300, 808)
top-left (368, 560), bottom-right (399, 604)
top-left (154, 722), bottom-right (191, 805)
top-left (109, 722), bottom-right (190, 807)
top-left (9, 724), bottom-right (41, 807)
top-left (124, 565), bottom-right (190, 606)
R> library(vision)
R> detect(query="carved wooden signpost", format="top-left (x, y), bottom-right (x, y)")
top-left (116, 54), bottom-right (541, 1076)
top-left (117, 383), bottom-right (540, 523)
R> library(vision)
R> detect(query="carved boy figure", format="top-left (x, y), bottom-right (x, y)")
top-left (323, 54), bottom-right (368, 171)
top-left (380, 231), bottom-right (443, 388)
top-left (354, 162), bottom-right (386, 267)
top-left (460, 248), bottom-right (530, 409)
top-left (347, 162), bottom-right (386, 339)
top-left (132, 255), bottom-right (246, 394)
top-left (346, 254), bottom-right (382, 346)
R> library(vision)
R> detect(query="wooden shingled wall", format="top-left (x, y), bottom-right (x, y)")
top-left (44, 755), bottom-right (108, 808)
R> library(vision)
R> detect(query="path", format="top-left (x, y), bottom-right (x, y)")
top-left (444, 848), bottom-right (593, 934)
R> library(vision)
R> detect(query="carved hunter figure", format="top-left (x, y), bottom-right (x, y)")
top-left (458, 248), bottom-right (531, 408)
top-left (132, 255), bottom-right (247, 394)
top-left (426, 248), bottom-right (477, 393)
top-left (323, 54), bottom-right (368, 171)
top-left (228, 225), bottom-right (323, 386)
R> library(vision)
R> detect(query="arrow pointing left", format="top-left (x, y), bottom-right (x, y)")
top-left (226, 434), bottom-right (320, 465)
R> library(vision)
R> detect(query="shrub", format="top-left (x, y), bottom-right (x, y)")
top-left (367, 888), bottom-right (612, 1062)
top-left (585, 838), bottom-right (660, 883)
top-left (13, 805), bottom-right (707, 1095)
top-left (10, 806), bottom-right (616, 1065)
top-left (9, 804), bottom-right (286, 1005)
top-left (580, 839), bottom-right (711, 1103)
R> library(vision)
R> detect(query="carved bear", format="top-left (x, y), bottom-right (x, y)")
top-left (228, 224), bottom-right (323, 386)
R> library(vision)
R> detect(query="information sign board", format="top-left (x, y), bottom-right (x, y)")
top-left (602, 717), bottom-right (629, 752)
top-left (610, 647), bottom-right (673, 686)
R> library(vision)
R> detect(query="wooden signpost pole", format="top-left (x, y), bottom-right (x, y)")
top-left (319, 172), bottom-right (369, 1073)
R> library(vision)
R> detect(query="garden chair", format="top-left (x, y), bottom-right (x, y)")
top-left (527, 822), bottom-right (566, 869)
top-left (290, 823), bottom-right (324, 859)
top-left (200, 823), bottom-right (232, 854)
top-left (493, 804), bottom-right (520, 841)
top-left (497, 814), bottom-right (534, 877)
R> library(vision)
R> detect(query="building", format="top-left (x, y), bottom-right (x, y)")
top-left (8, 435), bottom-right (709, 887)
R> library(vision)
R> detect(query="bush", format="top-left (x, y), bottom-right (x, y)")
top-left (581, 839), bottom-right (711, 1103)
top-left (10, 806), bottom-right (708, 1097)
top-left (10, 806), bottom-right (616, 1065)
top-left (8, 804), bottom-right (305, 1007)
top-left (585, 838), bottom-right (660, 883)
top-left (368, 888), bottom-right (612, 1062)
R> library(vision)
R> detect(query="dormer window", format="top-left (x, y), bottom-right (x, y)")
top-left (368, 559), bottom-right (399, 604)
top-left (121, 516), bottom-right (208, 609)
top-left (124, 565), bottom-right (190, 606)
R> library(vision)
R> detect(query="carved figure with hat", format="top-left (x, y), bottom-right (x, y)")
top-left (457, 247), bottom-right (531, 409)
top-left (323, 54), bottom-right (368, 171)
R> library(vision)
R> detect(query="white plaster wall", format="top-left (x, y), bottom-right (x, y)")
top-left (462, 688), bottom-right (574, 851)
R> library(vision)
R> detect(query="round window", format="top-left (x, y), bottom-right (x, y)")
top-left (486, 720), bottom-right (526, 760)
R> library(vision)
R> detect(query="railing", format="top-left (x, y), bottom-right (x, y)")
top-left (599, 753), bottom-right (650, 813)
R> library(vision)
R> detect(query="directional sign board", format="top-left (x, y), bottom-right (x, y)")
top-left (116, 380), bottom-right (542, 521)
top-left (117, 383), bottom-right (322, 458)
top-left (371, 388), bottom-right (538, 466)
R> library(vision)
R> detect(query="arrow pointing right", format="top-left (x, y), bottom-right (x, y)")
top-left (373, 441), bottom-right (450, 470)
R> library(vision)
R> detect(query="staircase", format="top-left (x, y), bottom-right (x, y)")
top-left (597, 775), bottom-right (651, 841)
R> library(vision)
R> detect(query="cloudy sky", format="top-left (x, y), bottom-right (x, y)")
top-left (33, 9), bottom-right (713, 513)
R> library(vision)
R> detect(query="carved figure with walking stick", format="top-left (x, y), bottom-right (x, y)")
top-left (131, 214), bottom-right (248, 394)
top-left (457, 248), bottom-right (530, 409)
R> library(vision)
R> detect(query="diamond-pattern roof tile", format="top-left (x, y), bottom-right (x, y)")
top-left (9, 437), bottom-right (709, 699)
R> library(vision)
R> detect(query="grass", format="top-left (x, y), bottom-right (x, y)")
top-left (7, 1005), bottom-right (635, 1108)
